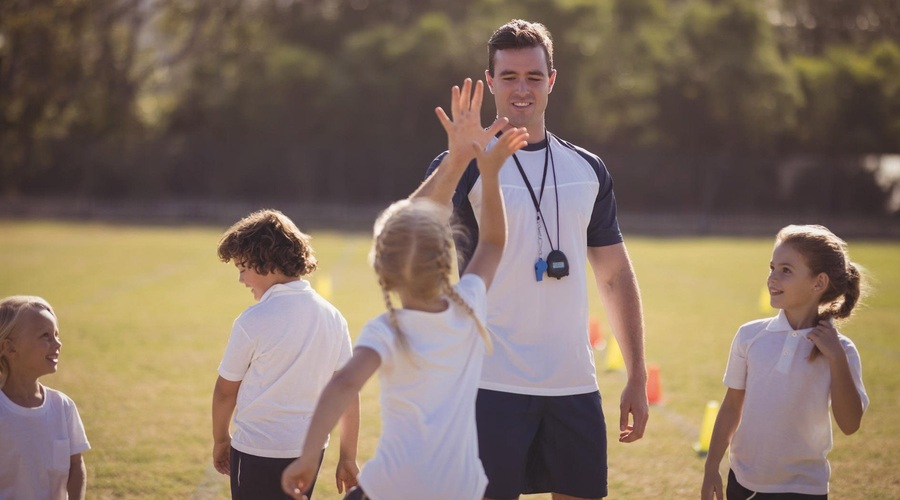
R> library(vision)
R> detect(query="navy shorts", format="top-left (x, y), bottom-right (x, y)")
top-left (230, 447), bottom-right (325, 500)
top-left (476, 389), bottom-right (608, 499)
top-left (727, 470), bottom-right (827, 500)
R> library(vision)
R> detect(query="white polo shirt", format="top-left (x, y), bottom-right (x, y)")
top-left (218, 279), bottom-right (352, 458)
top-left (724, 311), bottom-right (869, 495)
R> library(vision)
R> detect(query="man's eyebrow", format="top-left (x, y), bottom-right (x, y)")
top-left (497, 69), bottom-right (547, 77)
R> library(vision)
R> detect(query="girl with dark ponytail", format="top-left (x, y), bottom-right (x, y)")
top-left (702, 225), bottom-right (870, 500)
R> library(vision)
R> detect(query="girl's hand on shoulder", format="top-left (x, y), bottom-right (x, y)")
top-left (472, 127), bottom-right (529, 176)
top-left (806, 319), bottom-right (844, 361)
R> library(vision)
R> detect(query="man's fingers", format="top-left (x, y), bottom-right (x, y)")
top-left (620, 405), bottom-right (630, 432)
top-left (485, 116), bottom-right (509, 137)
top-left (450, 85), bottom-right (461, 118)
top-left (471, 80), bottom-right (484, 112)
top-left (459, 78), bottom-right (472, 113)
top-left (435, 107), bottom-right (452, 131)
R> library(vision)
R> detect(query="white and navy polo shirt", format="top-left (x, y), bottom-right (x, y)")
top-left (426, 133), bottom-right (623, 396)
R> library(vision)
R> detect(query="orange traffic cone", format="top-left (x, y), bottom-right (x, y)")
top-left (647, 364), bottom-right (663, 405)
top-left (589, 317), bottom-right (606, 350)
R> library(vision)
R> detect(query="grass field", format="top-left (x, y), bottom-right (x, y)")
top-left (1, 219), bottom-right (898, 499)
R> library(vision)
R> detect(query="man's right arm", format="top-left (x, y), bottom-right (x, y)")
top-left (411, 152), bottom-right (471, 208)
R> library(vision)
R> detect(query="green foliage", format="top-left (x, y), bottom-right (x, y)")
top-left (2, 0), bottom-right (899, 211)
top-left (658, 0), bottom-right (802, 152)
top-left (793, 41), bottom-right (900, 152)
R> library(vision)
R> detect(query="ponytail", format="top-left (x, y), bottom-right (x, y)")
top-left (379, 280), bottom-right (411, 353)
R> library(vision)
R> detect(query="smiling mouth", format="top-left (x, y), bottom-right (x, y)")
top-left (512, 102), bottom-right (531, 108)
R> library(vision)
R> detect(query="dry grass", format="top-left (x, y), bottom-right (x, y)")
top-left (0, 221), bottom-right (897, 499)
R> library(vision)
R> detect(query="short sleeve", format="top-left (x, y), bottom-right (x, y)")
top-left (842, 338), bottom-right (870, 412)
top-left (218, 319), bottom-right (254, 381)
top-left (580, 153), bottom-right (623, 247)
top-left (336, 316), bottom-right (353, 368)
top-left (66, 399), bottom-right (90, 455)
top-left (723, 331), bottom-right (748, 390)
top-left (355, 318), bottom-right (396, 366)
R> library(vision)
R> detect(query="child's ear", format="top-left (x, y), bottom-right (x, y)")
top-left (0, 338), bottom-right (12, 356)
top-left (814, 272), bottom-right (830, 293)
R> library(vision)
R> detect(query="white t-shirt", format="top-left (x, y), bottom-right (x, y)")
top-left (355, 274), bottom-right (489, 500)
top-left (464, 134), bottom-right (622, 395)
top-left (0, 386), bottom-right (90, 500)
top-left (218, 279), bottom-right (352, 458)
top-left (724, 311), bottom-right (869, 495)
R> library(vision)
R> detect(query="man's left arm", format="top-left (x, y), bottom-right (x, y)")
top-left (587, 243), bottom-right (649, 443)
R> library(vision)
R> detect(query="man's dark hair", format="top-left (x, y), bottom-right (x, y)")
top-left (487, 19), bottom-right (554, 76)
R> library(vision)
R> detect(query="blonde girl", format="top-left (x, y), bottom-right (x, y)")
top-left (701, 225), bottom-right (869, 500)
top-left (281, 78), bottom-right (528, 500)
top-left (0, 296), bottom-right (90, 500)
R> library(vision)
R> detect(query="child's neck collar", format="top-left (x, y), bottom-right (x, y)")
top-left (1, 376), bottom-right (44, 408)
top-left (398, 291), bottom-right (449, 313)
top-left (782, 306), bottom-right (819, 330)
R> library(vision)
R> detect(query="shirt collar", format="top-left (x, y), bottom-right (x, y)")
top-left (258, 279), bottom-right (309, 302)
top-left (765, 310), bottom-right (793, 332)
top-left (765, 309), bottom-right (832, 333)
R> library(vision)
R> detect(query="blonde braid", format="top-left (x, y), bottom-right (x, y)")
top-left (379, 279), bottom-right (410, 353)
top-left (443, 278), bottom-right (493, 354)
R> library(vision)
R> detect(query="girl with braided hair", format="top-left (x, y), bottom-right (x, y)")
top-left (702, 225), bottom-right (870, 500)
top-left (282, 78), bottom-right (528, 500)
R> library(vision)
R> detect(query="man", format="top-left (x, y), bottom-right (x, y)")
top-left (424, 19), bottom-right (649, 500)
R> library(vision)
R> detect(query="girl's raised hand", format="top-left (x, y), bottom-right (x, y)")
top-left (472, 127), bottom-right (529, 176)
top-left (435, 78), bottom-right (508, 166)
top-left (807, 319), bottom-right (843, 361)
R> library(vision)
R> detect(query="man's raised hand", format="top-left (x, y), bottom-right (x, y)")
top-left (435, 78), bottom-right (508, 167)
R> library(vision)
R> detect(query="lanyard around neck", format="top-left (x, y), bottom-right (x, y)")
top-left (511, 132), bottom-right (560, 252)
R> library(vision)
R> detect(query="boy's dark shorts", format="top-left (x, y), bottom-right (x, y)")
top-left (230, 447), bottom-right (325, 500)
top-left (476, 389), bottom-right (608, 499)
top-left (727, 470), bottom-right (827, 500)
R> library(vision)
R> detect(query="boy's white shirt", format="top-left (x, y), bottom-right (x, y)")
top-left (0, 386), bottom-right (90, 500)
top-left (218, 279), bottom-right (352, 458)
top-left (354, 274), bottom-right (489, 500)
top-left (724, 310), bottom-right (868, 495)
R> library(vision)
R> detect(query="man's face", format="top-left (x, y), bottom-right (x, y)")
top-left (486, 46), bottom-right (556, 135)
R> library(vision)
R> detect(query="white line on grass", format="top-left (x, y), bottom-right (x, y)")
top-left (190, 465), bottom-right (225, 500)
